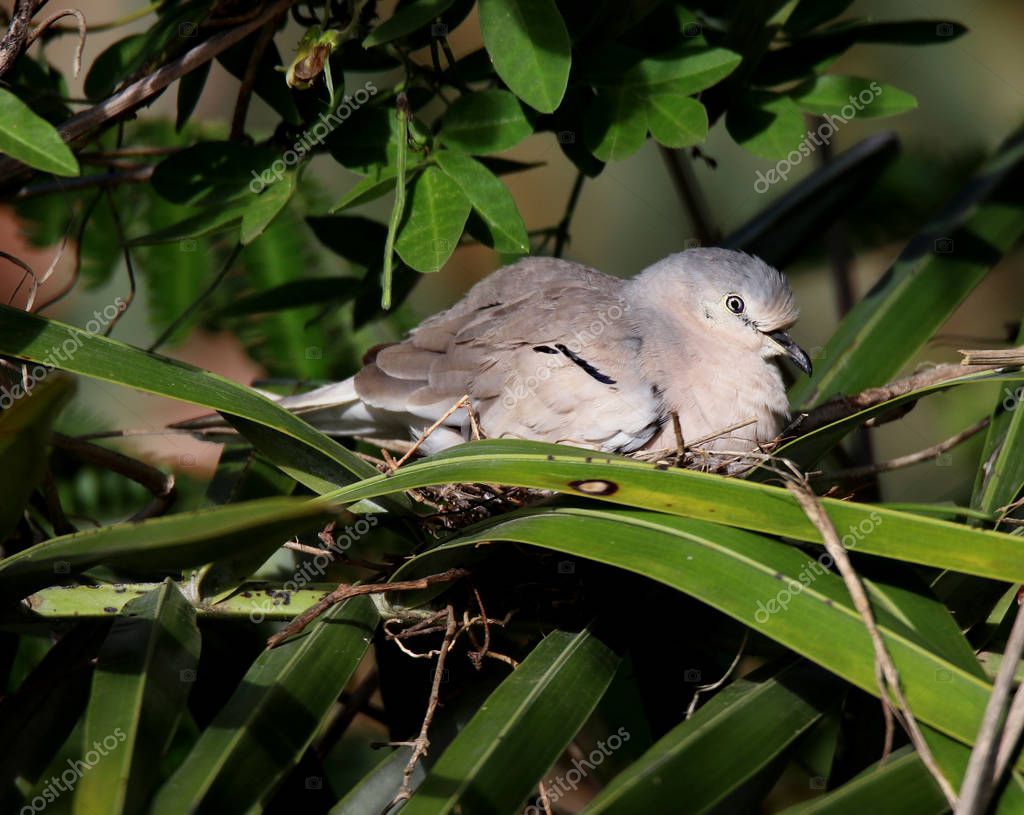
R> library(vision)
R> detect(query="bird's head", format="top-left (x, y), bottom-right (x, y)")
top-left (633, 248), bottom-right (812, 376)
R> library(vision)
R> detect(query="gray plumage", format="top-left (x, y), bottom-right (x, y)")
top-left (277, 248), bottom-right (811, 461)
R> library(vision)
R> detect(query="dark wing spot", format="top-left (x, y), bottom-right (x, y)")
top-left (554, 344), bottom-right (617, 385)
top-left (569, 479), bottom-right (619, 496)
top-left (533, 345), bottom-right (559, 354)
top-left (476, 302), bottom-right (502, 311)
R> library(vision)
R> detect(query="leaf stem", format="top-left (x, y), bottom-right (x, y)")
top-left (381, 92), bottom-right (410, 310)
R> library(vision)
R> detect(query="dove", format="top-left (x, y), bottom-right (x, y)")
top-left (266, 248), bottom-right (811, 463)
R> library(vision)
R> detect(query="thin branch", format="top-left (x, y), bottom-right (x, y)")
top-left (956, 599), bottom-right (1024, 814)
top-left (266, 568), bottom-right (469, 648)
top-left (960, 346), bottom-right (1024, 366)
top-left (14, 165), bottom-right (155, 200)
top-left (0, 0), bottom-right (299, 187)
top-left (388, 605), bottom-right (458, 813)
top-left (52, 432), bottom-right (176, 520)
top-left (229, 14), bottom-right (281, 140)
top-left (552, 170), bottom-right (585, 258)
top-left (26, 8), bottom-right (86, 76)
top-left (658, 145), bottom-right (720, 246)
top-left (787, 481), bottom-right (959, 807)
top-left (148, 243), bottom-right (243, 352)
top-left (0, 0), bottom-right (38, 79)
top-left (390, 395), bottom-right (471, 470)
top-left (102, 187), bottom-right (135, 336)
top-left (812, 417), bottom-right (990, 482)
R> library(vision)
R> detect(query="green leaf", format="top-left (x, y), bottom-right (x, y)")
top-left (478, 0), bottom-right (571, 113)
top-left (221, 277), bottom-right (360, 316)
top-left (583, 662), bottom-right (835, 814)
top-left (645, 93), bottom-right (708, 148)
top-left (792, 76), bottom-right (917, 118)
top-left (440, 90), bottom-right (533, 154)
top-left (74, 579), bottom-right (201, 815)
top-left (325, 439), bottom-right (1024, 582)
top-left (329, 162), bottom-right (425, 212)
top-left (0, 305), bottom-right (377, 486)
top-left (363, 0), bottom-right (457, 46)
top-left (780, 746), bottom-right (947, 814)
top-left (151, 141), bottom-right (282, 206)
top-left (0, 88), bottom-right (79, 176)
top-left (585, 88), bottom-right (647, 162)
top-left (307, 214), bottom-right (387, 268)
top-left (176, 60), bottom-right (210, 131)
top-left (726, 93), bottom-right (807, 159)
top-left (0, 497), bottom-right (331, 598)
top-left (0, 375), bottom-right (73, 542)
top-left (401, 628), bottom-right (619, 814)
top-left (126, 201), bottom-right (248, 245)
top-left (84, 34), bottom-right (148, 100)
top-left (435, 151), bottom-right (529, 254)
top-left (791, 124), bottom-right (1024, 407)
top-left (395, 166), bottom-right (472, 272)
top-left (240, 172), bottom-right (296, 245)
top-left (150, 596), bottom-right (377, 813)
top-left (218, 33), bottom-right (301, 125)
top-left (972, 324), bottom-right (1024, 515)
top-left (621, 47), bottom-right (742, 95)
top-left (783, 0), bottom-right (855, 34)
top-left (398, 506), bottom-right (999, 755)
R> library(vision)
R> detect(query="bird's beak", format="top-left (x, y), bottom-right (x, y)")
top-left (767, 330), bottom-right (813, 376)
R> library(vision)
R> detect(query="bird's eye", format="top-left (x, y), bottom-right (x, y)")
top-left (725, 295), bottom-right (745, 314)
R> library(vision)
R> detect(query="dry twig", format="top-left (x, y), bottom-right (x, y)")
top-left (787, 481), bottom-right (959, 807)
top-left (267, 568), bottom-right (469, 648)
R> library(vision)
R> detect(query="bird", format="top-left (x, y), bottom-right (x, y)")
top-left (258, 248), bottom-right (811, 465)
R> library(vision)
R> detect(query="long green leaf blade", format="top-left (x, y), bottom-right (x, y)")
top-left (401, 627), bottom-right (619, 815)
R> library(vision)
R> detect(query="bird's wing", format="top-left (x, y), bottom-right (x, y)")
top-left (355, 257), bottom-right (666, 452)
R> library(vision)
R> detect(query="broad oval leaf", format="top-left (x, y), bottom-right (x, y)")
top-left (792, 76), bottom-right (917, 118)
top-left (435, 151), bottom-right (529, 254)
top-left (645, 93), bottom-right (708, 148)
top-left (395, 165), bottom-right (472, 272)
top-left (440, 90), bottom-right (533, 155)
top-left (478, 0), bottom-right (571, 113)
top-left (363, 0), bottom-right (457, 46)
top-left (726, 93), bottom-right (807, 159)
